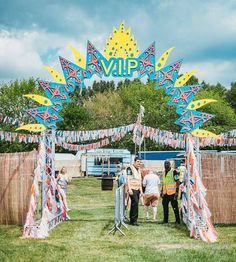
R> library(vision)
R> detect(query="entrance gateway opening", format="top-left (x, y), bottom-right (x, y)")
top-left (10, 22), bottom-right (228, 242)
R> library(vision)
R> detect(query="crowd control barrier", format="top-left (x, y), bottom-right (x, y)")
top-left (108, 184), bottom-right (128, 236)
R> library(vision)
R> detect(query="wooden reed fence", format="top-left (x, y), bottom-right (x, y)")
top-left (201, 152), bottom-right (236, 224)
top-left (0, 150), bottom-right (235, 225)
top-left (0, 150), bottom-right (37, 225)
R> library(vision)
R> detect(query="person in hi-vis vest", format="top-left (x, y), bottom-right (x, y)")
top-left (161, 160), bottom-right (180, 224)
top-left (127, 156), bottom-right (143, 226)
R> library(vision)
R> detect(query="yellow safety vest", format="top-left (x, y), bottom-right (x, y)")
top-left (162, 170), bottom-right (176, 195)
top-left (129, 165), bottom-right (141, 190)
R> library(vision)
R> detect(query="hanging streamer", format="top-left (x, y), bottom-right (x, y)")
top-left (0, 113), bottom-right (23, 127)
top-left (0, 127), bottom-right (235, 147)
top-left (181, 136), bottom-right (218, 242)
top-left (22, 141), bottom-right (68, 238)
top-left (56, 138), bottom-right (110, 151)
top-left (55, 124), bottom-right (134, 143)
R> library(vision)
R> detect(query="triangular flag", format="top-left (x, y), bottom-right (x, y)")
top-left (86, 41), bottom-right (106, 77)
top-left (175, 110), bottom-right (214, 133)
top-left (156, 60), bottom-right (183, 95)
top-left (38, 80), bottom-right (71, 104)
top-left (168, 85), bottom-right (202, 111)
top-left (27, 106), bottom-right (63, 128)
top-left (138, 42), bottom-right (156, 80)
top-left (59, 56), bottom-right (88, 92)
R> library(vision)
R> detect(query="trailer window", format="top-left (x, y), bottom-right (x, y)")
top-left (94, 157), bottom-right (123, 165)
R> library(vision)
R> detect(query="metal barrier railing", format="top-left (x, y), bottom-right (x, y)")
top-left (108, 184), bottom-right (128, 236)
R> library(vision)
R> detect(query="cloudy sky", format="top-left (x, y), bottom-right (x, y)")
top-left (0, 0), bottom-right (236, 87)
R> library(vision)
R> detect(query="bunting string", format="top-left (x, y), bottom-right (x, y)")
top-left (0, 127), bottom-right (235, 149)
top-left (55, 124), bottom-right (134, 143)
top-left (228, 129), bottom-right (236, 137)
top-left (199, 136), bottom-right (236, 147)
top-left (55, 132), bottom-right (128, 151)
top-left (56, 138), bottom-right (110, 151)
top-left (0, 113), bottom-right (23, 127)
top-left (0, 131), bottom-right (42, 143)
top-left (139, 125), bottom-right (186, 148)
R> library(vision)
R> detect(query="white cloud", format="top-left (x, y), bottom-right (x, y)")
top-left (181, 60), bottom-right (236, 88)
top-left (0, 30), bottom-right (43, 80)
top-left (0, 0), bottom-right (236, 88)
top-left (0, 28), bottom-right (105, 83)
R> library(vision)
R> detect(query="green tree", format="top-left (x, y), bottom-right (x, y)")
top-left (185, 75), bottom-right (200, 85)
top-left (84, 91), bottom-right (134, 129)
top-left (0, 78), bottom-right (42, 124)
top-left (0, 79), bottom-right (43, 152)
top-left (226, 82), bottom-right (236, 112)
top-left (57, 101), bottom-right (91, 130)
top-left (203, 82), bottom-right (227, 98)
top-left (1, 78), bottom-right (236, 153)
top-left (195, 88), bottom-right (236, 133)
top-left (117, 80), bottom-right (179, 131)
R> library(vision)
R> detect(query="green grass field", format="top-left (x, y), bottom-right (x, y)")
top-left (0, 178), bottom-right (236, 262)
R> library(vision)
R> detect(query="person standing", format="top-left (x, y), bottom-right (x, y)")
top-left (57, 167), bottom-right (70, 194)
top-left (140, 167), bottom-right (149, 205)
top-left (178, 159), bottom-right (187, 200)
top-left (127, 157), bottom-right (143, 226)
top-left (161, 160), bottom-right (180, 224)
top-left (118, 165), bottom-right (128, 187)
top-left (57, 167), bottom-right (70, 212)
top-left (143, 171), bottom-right (160, 221)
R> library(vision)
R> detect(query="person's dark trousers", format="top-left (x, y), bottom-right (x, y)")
top-left (180, 182), bottom-right (183, 200)
top-left (162, 194), bottom-right (180, 223)
top-left (129, 189), bottom-right (140, 224)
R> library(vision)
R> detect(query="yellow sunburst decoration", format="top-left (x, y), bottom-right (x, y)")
top-left (191, 129), bottom-right (220, 138)
top-left (155, 47), bottom-right (175, 71)
top-left (23, 94), bottom-right (52, 106)
top-left (175, 69), bottom-right (199, 87)
top-left (68, 44), bottom-right (86, 69)
top-left (187, 99), bottom-right (217, 110)
top-left (16, 124), bottom-right (46, 132)
top-left (43, 66), bottom-right (66, 84)
top-left (104, 22), bottom-right (139, 59)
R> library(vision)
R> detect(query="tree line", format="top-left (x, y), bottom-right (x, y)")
top-left (0, 77), bottom-right (236, 153)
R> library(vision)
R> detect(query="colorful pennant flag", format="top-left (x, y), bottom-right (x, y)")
top-left (168, 85), bottom-right (202, 113)
top-left (27, 106), bottom-right (63, 129)
top-left (86, 41), bottom-right (105, 77)
top-left (155, 60), bottom-right (183, 95)
top-left (38, 81), bottom-right (71, 104)
top-left (59, 56), bottom-right (87, 92)
top-left (175, 110), bottom-right (214, 133)
top-left (138, 42), bottom-right (156, 80)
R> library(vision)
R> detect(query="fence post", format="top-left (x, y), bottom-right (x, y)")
top-left (186, 134), bottom-right (191, 224)
top-left (120, 185), bottom-right (128, 229)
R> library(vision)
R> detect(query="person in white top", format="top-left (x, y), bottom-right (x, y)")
top-left (56, 167), bottom-right (70, 212)
top-left (178, 159), bottom-right (187, 200)
top-left (143, 171), bottom-right (160, 221)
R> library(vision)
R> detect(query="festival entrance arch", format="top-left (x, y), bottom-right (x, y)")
top-left (9, 22), bottom-right (226, 241)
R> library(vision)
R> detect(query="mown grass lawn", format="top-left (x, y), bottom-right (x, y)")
top-left (0, 178), bottom-right (236, 262)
